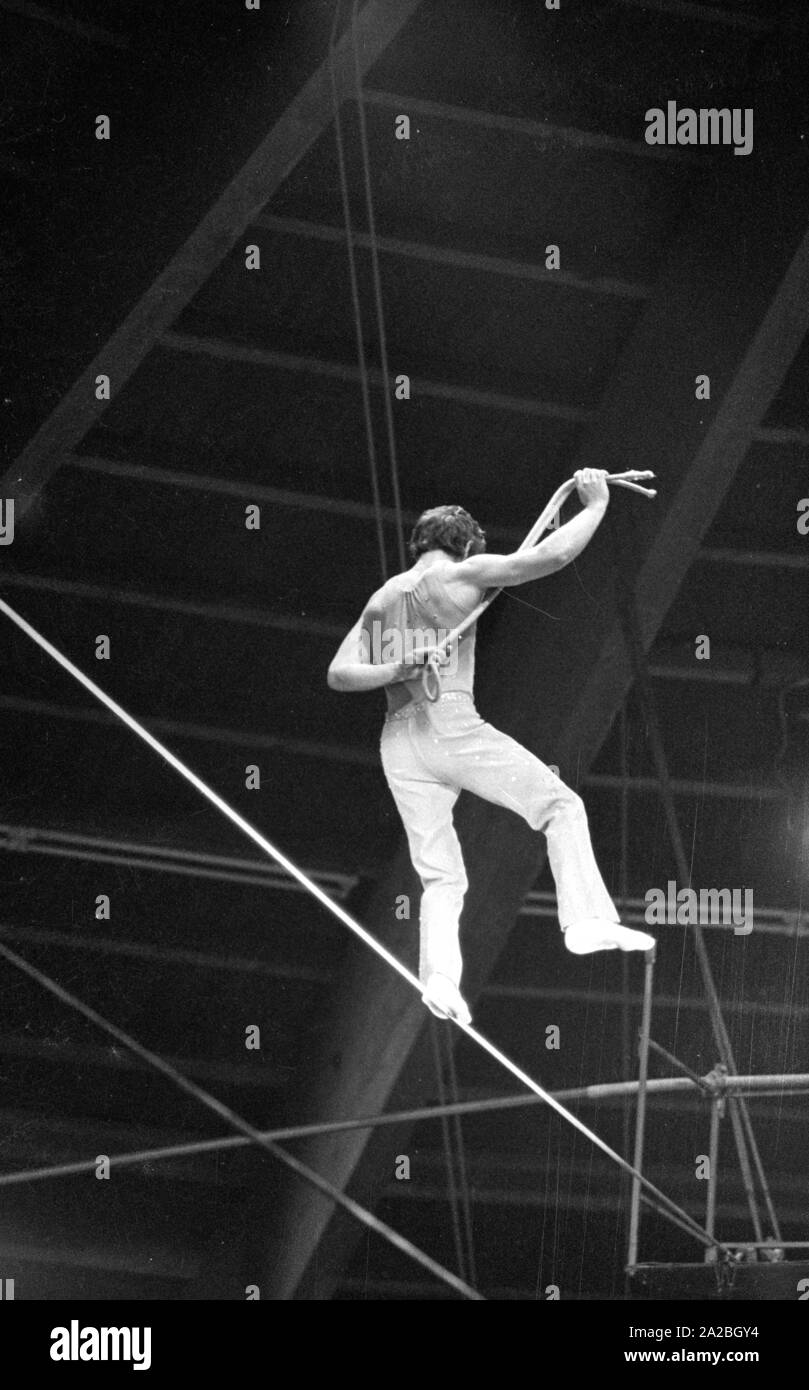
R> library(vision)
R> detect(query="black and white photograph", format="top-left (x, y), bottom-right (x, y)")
top-left (1, 0), bottom-right (808, 1347)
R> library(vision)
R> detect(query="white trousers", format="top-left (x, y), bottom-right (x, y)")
top-left (380, 691), bottom-right (619, 988)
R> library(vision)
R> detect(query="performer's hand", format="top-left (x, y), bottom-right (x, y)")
top-left (409, 645), bottom-right (450, 667)
top-left (574, 468), bottom-right (609, 509)
top-left (388, 647), bottom-right (450, 684)
top-left (388, 660), bottom-right (427, 684)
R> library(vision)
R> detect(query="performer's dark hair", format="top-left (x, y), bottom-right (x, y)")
top-left (408, 505), bottom-right (487, 561)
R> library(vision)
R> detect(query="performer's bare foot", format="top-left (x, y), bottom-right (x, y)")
top-left (421, 973), bottom-right (472, 1026)
top-left (564, 919), bottom-right (656, 955)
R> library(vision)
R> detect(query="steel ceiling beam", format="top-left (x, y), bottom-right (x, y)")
top-left (0, 693), bottom-right (797, 798)
top-left (255, 213), bottom-right (651, 300)
top-left (0, 694), bottom-right (379, 765)
top-left (67, 456), bottom-right (426, 527)
top-left (697, 548), bottom-right (809, 572)
top-left (0, 822), bottom-right (355, 899)
top-left (0, 572), bottom-right (346, 639)
top-left (161, 331), bottom-right (594, 424)
top-left (362, 89), bottom-right (701, 164)
top-left (0, 1031), bottom-right (287, 1090)
top-left (0, 0), bottom-right (128, 47)
top-left (0, 927), bottom-right (329, 984)
top-left (611, 0), bottom-right (773, 31)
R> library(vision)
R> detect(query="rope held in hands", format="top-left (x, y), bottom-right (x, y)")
top-left (421, 469), bottom-right (658, 701)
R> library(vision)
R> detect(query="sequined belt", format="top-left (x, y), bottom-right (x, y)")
top-left (385, 690), bottom-right (474, 722)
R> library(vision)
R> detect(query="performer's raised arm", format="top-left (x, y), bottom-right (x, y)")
top-left (455, 468), bottom-right (609, 589)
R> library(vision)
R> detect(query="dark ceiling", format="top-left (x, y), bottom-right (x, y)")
top-left (1, 0), bottom-right (808, 1301)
